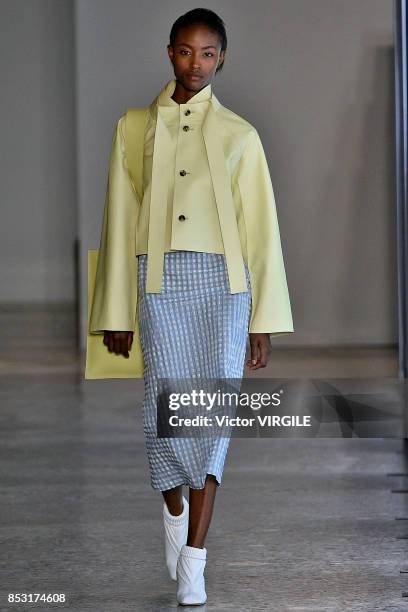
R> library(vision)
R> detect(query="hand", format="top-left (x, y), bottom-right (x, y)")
top-left (246, 333), bottom-right (271, 370)
top-left (103, 331), bottom-right (134, 358)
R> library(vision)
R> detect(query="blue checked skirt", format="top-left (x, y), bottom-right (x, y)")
top-left (137, 250), bottom-right (252, 491)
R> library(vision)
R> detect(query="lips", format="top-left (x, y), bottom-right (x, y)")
top-left (187, 73), bottom-right (203, 79)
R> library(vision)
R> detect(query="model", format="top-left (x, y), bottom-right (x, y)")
top-left (89, 7), bottom-right (294, 606)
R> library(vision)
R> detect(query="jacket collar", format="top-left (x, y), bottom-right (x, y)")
top-left (149, 78), bottom-right (221, 119)
top-left (158, 78), bottom-right (211, 106)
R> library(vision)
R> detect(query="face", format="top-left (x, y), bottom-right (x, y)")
top-left (167, 23), bottom-right (225, 92)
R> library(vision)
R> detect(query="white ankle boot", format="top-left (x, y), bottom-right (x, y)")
top-left (163, 495), bottom-right (189, 581)
top-left (176, 544), bottom-right (207, 605)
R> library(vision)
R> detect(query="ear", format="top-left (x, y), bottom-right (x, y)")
top-left (218, 50), bottom-right (226, 69)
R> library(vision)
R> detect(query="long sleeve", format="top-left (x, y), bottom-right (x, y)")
top-left (89, 116), bottom-right (140, 333)
top-left (237, 128), bottom-right (294, 336)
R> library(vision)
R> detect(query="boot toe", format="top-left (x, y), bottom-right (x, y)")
top-left (177, 592), bottom-right (207, 605)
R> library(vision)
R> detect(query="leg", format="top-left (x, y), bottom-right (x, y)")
top-left (175, 474), bottom-right (216, 605)
top-left (187, 474), bottom-right (218, 548)
top-left (161, 484), bottom-right (184, 516)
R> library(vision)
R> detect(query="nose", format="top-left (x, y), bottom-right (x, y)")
top-left (190, 53), bottom-right (201, 70)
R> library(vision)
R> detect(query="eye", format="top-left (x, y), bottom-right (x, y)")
top-left (180, 49), bottom-right (190, 55)
top-left (205, 52), bottom-right (214, 57)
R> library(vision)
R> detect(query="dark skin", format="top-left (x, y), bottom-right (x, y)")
top-left (104, 23), bottom-right (272, 548)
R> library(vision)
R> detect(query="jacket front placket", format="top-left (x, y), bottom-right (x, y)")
top-left (170, 101), bottom-right (209, 259)
top-left (145, 97), bottom-right (248, 295)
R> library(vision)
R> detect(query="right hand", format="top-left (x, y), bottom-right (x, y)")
top-left (103, 331), bottom-right (134, 358)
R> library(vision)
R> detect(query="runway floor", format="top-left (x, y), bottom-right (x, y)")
top-left (0, 303), bottom-right (406, 611)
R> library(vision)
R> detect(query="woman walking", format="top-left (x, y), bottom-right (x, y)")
top-left (89, 8), bottom-right (294, 606)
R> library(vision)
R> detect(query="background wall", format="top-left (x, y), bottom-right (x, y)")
top-left (75, 0), bottom-right (396, 348)
top-left (0, 0), bottom-right (77, 301)
top-left (0, 0), bottom-right (396, 349)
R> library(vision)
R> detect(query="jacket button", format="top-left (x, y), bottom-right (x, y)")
top-left (178, 214), bottom-right (186, 221)
top-left (183, 125), bottom-right (190, 131)
top-left (179, 170), bottom-right (187, 176)
top-left (184, 109), bottom-right (191, 116)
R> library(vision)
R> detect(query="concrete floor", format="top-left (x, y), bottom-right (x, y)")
top-left (0, 304), bottom-right (407, 611)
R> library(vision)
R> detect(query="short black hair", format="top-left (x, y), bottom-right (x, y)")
top-left (169, 8), bottom-right (227, 73)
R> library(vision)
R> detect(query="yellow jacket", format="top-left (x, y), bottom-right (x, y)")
top-left (89, 79), bottom-right (294, 359)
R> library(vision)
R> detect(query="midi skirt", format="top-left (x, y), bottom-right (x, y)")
top-left (137, 250), bottom-right (252, 491)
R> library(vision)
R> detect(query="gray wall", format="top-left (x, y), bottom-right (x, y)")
top-left (1, 1), bottom-right (396, 348)
top-left (0, 0), bottom-right (77, 301)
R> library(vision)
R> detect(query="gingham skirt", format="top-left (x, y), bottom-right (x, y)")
top-left (137, 250), bottom-right (252, 491)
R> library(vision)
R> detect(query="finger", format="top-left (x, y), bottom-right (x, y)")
top-left (246, 353), bottom-right (256, 367)
top-left (121, 335), bottom-right (129, 358)
top-left (127, 333), bottom-right (133, 351)
top-left (246, 354), bottom-right (258, 368)
top-left (107, 334), bottom-right (114, 352)
top-left (259, 340), bottom-right (268, 367)
top-left (249, 336), bottom-right (258, 366)
top-left (114, 335), bottom-right (121, 355)
top-left (251, 340), bottom-right (264, 369)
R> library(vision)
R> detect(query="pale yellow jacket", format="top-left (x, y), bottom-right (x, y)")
top-left (89, 79), bottom-right (294, 341)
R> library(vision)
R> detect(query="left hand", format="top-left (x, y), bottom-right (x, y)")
top-left (246, 333), bottom-right (271, 370)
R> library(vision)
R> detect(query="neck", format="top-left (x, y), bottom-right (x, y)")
top-left (171, 79), bottom-right (210, 104)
